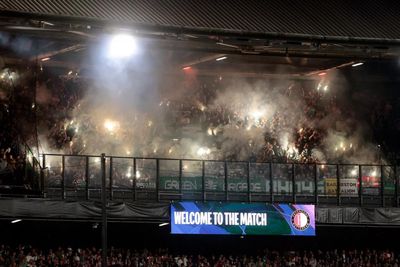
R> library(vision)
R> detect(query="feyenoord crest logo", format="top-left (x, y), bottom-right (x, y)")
top-left (291, 210), bottom-right (310, 231)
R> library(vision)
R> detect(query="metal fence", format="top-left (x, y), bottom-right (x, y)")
top-left (41, 154), bottom-right (399, 207)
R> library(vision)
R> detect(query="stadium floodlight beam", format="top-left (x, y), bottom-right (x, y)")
top-left (107, 34), bottom-right (137, 59)
top-left (11, 219), bottom-right (22, 224)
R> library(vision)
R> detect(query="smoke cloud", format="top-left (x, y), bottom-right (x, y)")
top-left (32, 46), bottom-right (384, 165)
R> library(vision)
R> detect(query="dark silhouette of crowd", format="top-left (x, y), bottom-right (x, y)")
top-left (0, 246), bottom-right (399, 266)
top-left (0, 69), bottom-right (36, 190)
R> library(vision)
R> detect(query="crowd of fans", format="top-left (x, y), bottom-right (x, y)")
top-left (0, 246), bottom-right (399, 266)
top-left (46, 75), bottom-right (346, 163)
top-left (0, 130), bottom-right (33, 191)
top-left (38, 76), bottom-right (85, 151)
top-left (0, 147), bottom-right (25, 184)
top-left (3, 66), bottom-right (398, 164)
top-left (0, 69), bottom-right (36, 189)
top-left (1, 62), bottom-right (400, 191)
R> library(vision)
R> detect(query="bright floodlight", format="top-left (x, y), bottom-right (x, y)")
top-left (216, 56), bottom-right (227, 61)
top-left (108, 34), bottom-right (137, 59)
top-left (352, 62), bottom-right (364, 67)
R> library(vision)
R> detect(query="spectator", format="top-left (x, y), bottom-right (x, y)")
top-left (0, 245), bottom-right (399, 266)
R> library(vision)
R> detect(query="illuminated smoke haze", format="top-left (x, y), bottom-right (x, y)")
top-left (30, 38), bottom-right (385, 165)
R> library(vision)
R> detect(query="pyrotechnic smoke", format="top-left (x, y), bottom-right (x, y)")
top-left (34, 50), bottom-right (384, 165)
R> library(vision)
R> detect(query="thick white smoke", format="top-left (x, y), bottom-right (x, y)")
top-left (34, 46), bottom-right (383, 165)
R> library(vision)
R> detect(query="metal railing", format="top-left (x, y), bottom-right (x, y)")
top-left (40, 153), bottom-right (399, 207)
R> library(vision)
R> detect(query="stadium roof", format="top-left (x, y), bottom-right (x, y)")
top-left (1, 0), bottom-right (400, 44)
